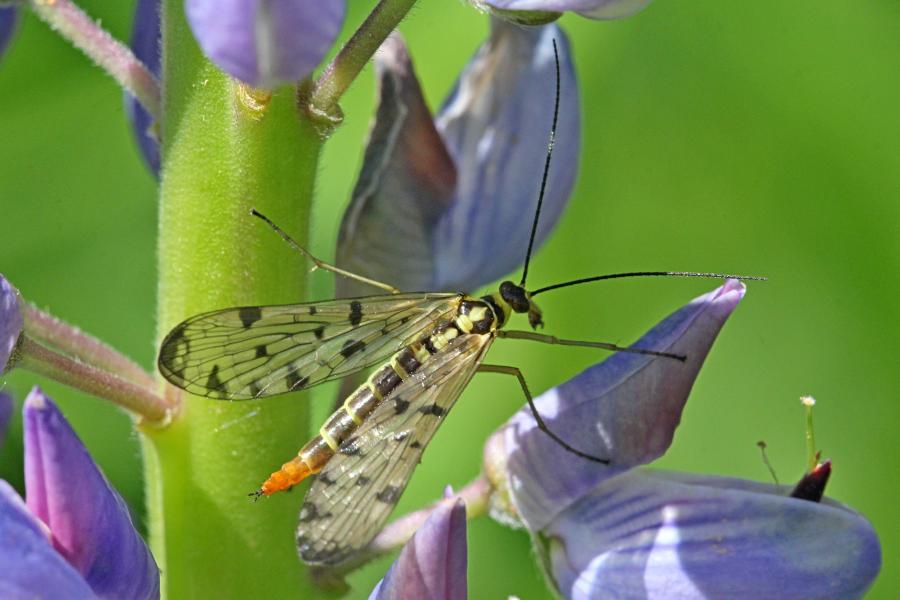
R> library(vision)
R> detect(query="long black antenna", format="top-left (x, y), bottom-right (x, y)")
top-left (530, 271), bottom-right (767, 297)
top-left (519, 39), bottom-right (561, 288)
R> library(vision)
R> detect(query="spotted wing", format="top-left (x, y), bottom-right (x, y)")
top-left (158, 293), bottom-right (461, 400)
top-left (297, 332), bottom-right (494, 566)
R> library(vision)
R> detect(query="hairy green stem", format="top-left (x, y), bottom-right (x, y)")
top-left (16, 336), bottom-right (170, 422)
top-left (23, 303), bottom-right (155, 388)
top-left (26, 0), bottom-right (161, 119)
top-left (141, 2), bottom-right (324, 596)
top-left (309, 0), bottom-right (418, 118)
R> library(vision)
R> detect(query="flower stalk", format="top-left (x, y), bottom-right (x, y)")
top-left (309, 0), bottom-right (419, 121)
top-left (15, 336), bottom-right (170, 423)
top-left (26, 0), bottom-right (161, 120)
top-left (138, 1), bottom-right (328, 596)
top-left (22, 303), bottom-right (155, 389)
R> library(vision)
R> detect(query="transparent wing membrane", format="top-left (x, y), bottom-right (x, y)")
top-left (158, 293), bottom-right (461, 399)
top-left (297, 333), bottom-right (493, 565)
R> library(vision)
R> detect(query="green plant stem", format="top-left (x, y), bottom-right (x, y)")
top-left (16, 336), bottom-right (170, 422)
top-left (309, 0), bottom-right (418, 118)
top-left (23, 303), bottom-right (155, 388)
top-left (142, 2), bottom-right (324, 596)
top-left (26, 0), bottom-right (161, 120)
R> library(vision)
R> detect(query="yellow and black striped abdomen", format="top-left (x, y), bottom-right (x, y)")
top-left (257, 299), bottom-right (500, 496)
top-left (258, 342), bottom-right (430, 495)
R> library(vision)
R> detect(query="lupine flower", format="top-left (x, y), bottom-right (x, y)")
top-left (185, 0), bottom-right (346, 89)
top-left (475, 0), bottom-right (654, 23)
top-left (483, 280), bottom-right (881, 599)
top-left (126, 0), bottom-right (161, 175)
top-left (0, 387), bottom-right (160, 599)
top-left (370, 495), bottom-right (468, 600)
top-left (0, 5), bottom-right (17, 60)
top-left (0, 274), bottom-right (22, 374)
top-left (336, 20), bottom-right (579, 296)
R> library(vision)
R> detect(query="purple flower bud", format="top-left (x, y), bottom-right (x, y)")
top-left (370, 498), bottom-right (468, 600)
top-left (0, 274), bottom-right (23, 373)
top-left (23, 387), bottom-right (160, 599)
top-left (337, 20), bottom-right (578, 295)
top-left (791, 460), bottom-right (831, 503)
top-left (186, 0), bottom-right (346, 89)
top-left (126, 0), bottom-right (161, 175)
top-left (481, 0), bottom-right (653, 21)
top-left (0, 6), bottom-right (18, 61)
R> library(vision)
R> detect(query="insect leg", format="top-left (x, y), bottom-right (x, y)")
top-left (251, 209), bottom-right (401, 294)
top-left (477, 364), bottom-right (609, 464)
top-left (496, 330), bottom-right (685, 361)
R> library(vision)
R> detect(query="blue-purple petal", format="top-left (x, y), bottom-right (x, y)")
top-left (433, 20), bottom-right (579, 292)
top-left (501, 280), bottom-right (746, 530)
top-left (543, 470), bottom-right (881, 599)
top-left (370, 498), bottom-right (468, 600)
top-left (0, 6), bottom-right (18, 61)
top-left (23, 387), bottom-right (159, 600)
top-left (0, 480), bottom-right (95, 599)
top-left (336, 33), bottom-right (457, 297)
top-left (0, 274), bottom-right (23, 373)
top-left (186, 0), bottom-right (345, 89)
top-left (126, 0), bottom-right (161, 175)
top-left (484, 0), bottom-right (654, 20)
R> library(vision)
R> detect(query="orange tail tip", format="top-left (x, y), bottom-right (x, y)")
top-left (259, 456), bottom-right (315, 496)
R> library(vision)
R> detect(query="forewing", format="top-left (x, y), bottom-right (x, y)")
top-left (158, 293), bottom-right (461, 400)
top-left (297, 333), bottom-right (493, 566)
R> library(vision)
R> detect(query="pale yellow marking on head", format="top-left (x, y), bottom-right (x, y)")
top-left (469, 306), bottom-right (488, 322)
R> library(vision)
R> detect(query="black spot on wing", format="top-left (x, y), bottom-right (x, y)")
top-left (238, 306), bottom-right (262, 328)
top-left (206, 365), bottom-right (226, 394)
top-left (419, 403), bottom-right (445, 417)
top-left (349, 301), bottom-right (363, 326)
top-left (356, 475), bottom-right (370, 487)
top-left (308, 305), bottom-right (317, 316)
top-left (313, 325), bottom-right (325, 340)
top-left (298, 502), bottom-right (331, 523)
top-left (410, 440), bottom-right (422, 449)
top-left (339, 437), bottom-right (361, 455)
top-left (162, 322), bottom-right (188, 356)
top-left (393, 398), bottom-right (410, 414)
top-left (286, 366), bottom-right (309, 391)
top-left (317, 472), bottom-right (336, 486)
top-left (255, 344), bottom-right (268, 358)
top-left (340, 339), bottom-right (366, 359)
top-left (376, 485), bottom-right (402, 504)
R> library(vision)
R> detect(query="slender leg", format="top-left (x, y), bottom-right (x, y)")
top-left (497, 330), bottom-right (685, 362)
top-left (251, 209), bottom-right (401, 294)
top-left (478, 364), bottom-right (609, 464)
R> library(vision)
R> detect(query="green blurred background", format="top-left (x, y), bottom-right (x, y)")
top-left (1, 1), bottom-right (897, 598)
